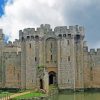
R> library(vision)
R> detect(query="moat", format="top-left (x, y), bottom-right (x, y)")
top-left (50, 92), bottom-right (100, 100)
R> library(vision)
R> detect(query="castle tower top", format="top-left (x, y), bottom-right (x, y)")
top-left (0, 29), bottom-right (4, 40)
top-left (54, 25), bottom-right (84, 36)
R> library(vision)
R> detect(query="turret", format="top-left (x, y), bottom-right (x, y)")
top-left (90, 49), bottom-right (95, 55)
top-left (0, 29), bottom-right (4, 41)
top-left (83, 41), bottom-right (88, 52)
top-left (97, 48), bottom-right (100, 55)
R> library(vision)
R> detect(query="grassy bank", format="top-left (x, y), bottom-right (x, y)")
top-left (12, 91), bottom-right (46, 99)
top-left (0, 92), bottom-right (12, 98)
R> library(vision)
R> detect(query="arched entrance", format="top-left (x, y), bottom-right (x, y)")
top-left (49, 71), bottom-right (57, 85)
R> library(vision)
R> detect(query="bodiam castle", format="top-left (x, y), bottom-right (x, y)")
top-left (0, 24), bottom-right (99, 92)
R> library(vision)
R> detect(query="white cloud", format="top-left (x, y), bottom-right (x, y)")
top-left (0, 0), bottom-right (100, 48)
top-left (0, 0), bottom-right (66, 41)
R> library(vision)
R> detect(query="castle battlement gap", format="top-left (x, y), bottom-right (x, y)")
top-left (0, 24), bottom-right (100, 91)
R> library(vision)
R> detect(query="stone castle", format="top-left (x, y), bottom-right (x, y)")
top-left (0, 24), bottom-right (100, 91)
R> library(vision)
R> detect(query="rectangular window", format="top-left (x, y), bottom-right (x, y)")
top-left (51, 55), bottom-right (52, 61)
top-left (67, 40), bottom-right (69, 45)
top-left (29, 43), bottom-right (31, 48)
top-left (68, 34), bottom-right (71, 38)
top-left (27, 36), bottom-right (30, 39)
top-left (68, 56), bottom-right (70, 61)
top-left (35, 57), bottom-right (37, 61)
top-left (51, 43), bottom-right (52, 48)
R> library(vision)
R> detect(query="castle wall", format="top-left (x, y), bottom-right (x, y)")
top-left (88, 49), bottom-right (100, 88)
top-left (83, 46), bottom-right (91, 88)
top-left (25, 40), bottom-right (37, 89)
top-left (58, 37), bottom-right (75, 89)
top-left (4, 52), bottom-right (21, 88)
top-left (20, 40), bottom-right (26, 89)
top-left (1, 24), bottom-right (100, 91)
top-left (74, 38), bottom-right (84, 89)
top-left (20, 29), bottom-right (40, 89)
top-left (57, 25), bottom-right (84, 90)
top-left (83, 47), bottom-right (100, 89)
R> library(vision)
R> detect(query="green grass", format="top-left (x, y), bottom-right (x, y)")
top-left (0, 92), bottom-right (12, 98)
top-left (13, 92), bottom-right (46, 99)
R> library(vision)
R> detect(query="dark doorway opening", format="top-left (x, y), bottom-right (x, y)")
top-left (49, 74), bottom-right (53, 84)
top-left (40, 79), bottom-right (43, 89)
top-left (49, 71), bottom-right (56, 85)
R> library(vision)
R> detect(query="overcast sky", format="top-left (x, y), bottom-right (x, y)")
top-left (0, 0), bottom-right (100, 49)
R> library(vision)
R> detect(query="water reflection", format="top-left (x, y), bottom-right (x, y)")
top-left (50, 93), bottom-right (100, 100)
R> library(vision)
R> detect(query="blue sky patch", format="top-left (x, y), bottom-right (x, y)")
top-left (0, 0), bottom-right (9, 17)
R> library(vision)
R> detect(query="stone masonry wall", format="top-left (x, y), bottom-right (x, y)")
top-left (4, 52), bottom-right (21, 88)
top-left (1, 24), bottom-right (100, 91)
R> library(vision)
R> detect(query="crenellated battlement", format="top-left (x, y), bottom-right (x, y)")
top-left (89, 48), bottom-right (100, 55)
top-left (0, 29), bottom-right (3, 34)
top-left (40, 24), bottom-right (51, 31)
top-left (0, 29), bottom-right (4, 40)
top-left (19, 24), bottom-right (84, 41)
top-left (54, 26), bottom-right (68, 33)
top-left (54, 25), bottom-right (84, 35)
top-left (23, 28), bottom-right (35, 35)
top-left (19, 24), bottom-right (53, 41)
top-left (90, 49), bottom-right (96, 54)
top-left (97, 48), bottom-right (100, 54)
top-left (5, 39), bottom-right (21, 47)
top-left (3, 39), bottom-right (21, 54)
